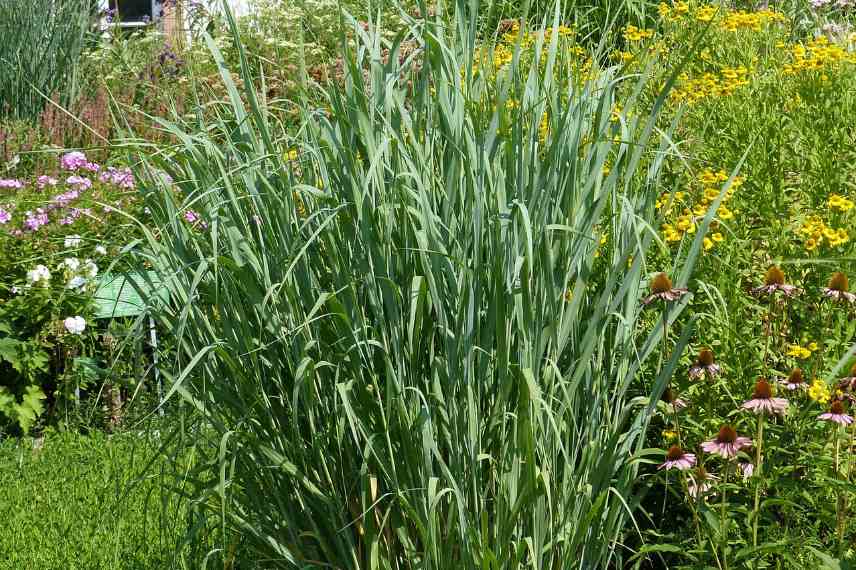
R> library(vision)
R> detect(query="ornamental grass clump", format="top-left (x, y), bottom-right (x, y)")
top-left (0, 0), bottom-right (95, 119)
top-left (130, 2), bottom-right (709, 567)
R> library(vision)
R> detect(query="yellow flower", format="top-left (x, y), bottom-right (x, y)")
top-left (830, 194), bottom-right (855, 212)
top-left (809, 379), bottom-right (831, 404)
top-left (787, 344), bottom-right (812, 359)
top-left (808, 341), bottom-right (819, 352)
top-left (703, 237), bottom-right (714, 251)
top-left (662, 429), bottom-right (679, 441)
top-left (712, 232), bottom-right (724, 242)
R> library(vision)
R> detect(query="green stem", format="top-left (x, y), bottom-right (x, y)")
top-left (835, 430), bottom-right (846, 557)
top-left (752, 414), bottom-right (764, 556)
top-left (721, 464), bottom-right (730, 570)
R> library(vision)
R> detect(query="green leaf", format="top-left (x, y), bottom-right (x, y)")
top-left (16, 385), bottom-right (46, 433)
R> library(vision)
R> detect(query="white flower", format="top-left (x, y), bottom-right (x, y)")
top-left (83, 259), bottom-right (98, 278)
top-left (94, 245), bottom-right (107, 256)
top-left (67, 276), bottom-right (87, 290)
top-left (10, 286), bottom-right (20, 294)
top-left (63, 257), bottom-right (81, 272)
top-left (63, 316), bottom-right (86, 335)
top-left (26, 265), bottom-right (51, 286)
top-left (64, 234), bottom-right (82, 248)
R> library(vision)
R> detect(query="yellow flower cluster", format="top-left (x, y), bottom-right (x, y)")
top-left (786, 342), bottom-right (818, 359)
top-left (783, 36), bottom-right (856, 75)
top-left (829, 194), bottom-right (855, 212)
top-left (657, 2), bottom-right (784, 32)
top-left (719, 9), bottom-right (785, 32)
top-left (670, 67), bottom-right (750, 105)
top-left (799, 215), bottom-right (850, 251)
top-left (658, 168), bottom-right (742, 247)
top-left (808, 379), bottom-right (831, 404)
top-left (624, 25), bottom-right (655, 42)
top-left (658, 1), bottom-right (690, 21)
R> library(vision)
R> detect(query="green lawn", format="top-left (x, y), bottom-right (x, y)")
top-left (0, 425), bottom-right (194, 570)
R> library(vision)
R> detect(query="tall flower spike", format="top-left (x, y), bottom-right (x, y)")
top-left (818, 400), bottom-right (854, 426)
top-left (689, 348), bottom-right (720, 379)
top-left (822, 272), bottom-right (856, 303)
top-left (780, 367), bottom-right (806, 391)
top-left (701, 424), bottom-right (752, 458)
top-left (742, 378), bottom-right (789, 415)
top-left (751, 265), bottom-right (801, 297)
top-left (642, 272), bottom-right (689, 305)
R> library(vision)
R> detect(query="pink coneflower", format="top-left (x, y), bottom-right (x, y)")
top-left (818, 400), bottom-right (854, 426)
top-left (822, 272), bottom-right (856, 303)
top-left (658, 445), bottom-right (696, 471)
top-left (661, 388), bottom-right (689, 412)
top-left (751, 266), bottom-right (801, 297)
top-left (689, 348), bottom-right (721, 380)
top-left (184, 210), bottom-right (200, 223)
top-left (688, 466), bottom-right (717, 498)
top-left (701, 425), bottom-right (752, 459)
top-left (642, 272), bottom-right (689, 305)
top-left (780, 368), bottom-right (807, 391)
top-left (0, 207), bottom-right (10, 224)
top-left (742, 379), bottom-right (789, 415)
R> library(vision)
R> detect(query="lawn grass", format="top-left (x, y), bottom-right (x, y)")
top-left (0, 424), bottom-right (193, 570)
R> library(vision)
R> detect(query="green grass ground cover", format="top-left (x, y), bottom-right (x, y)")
top-left (0, 425), bottom-right (195, 570)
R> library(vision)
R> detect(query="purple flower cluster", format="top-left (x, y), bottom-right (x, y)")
top-left (24, 209), bottom-right (50, 231)
top-left (37, 176), bottom-right (58, 189)
top-left (0, 178), bottom-right (24, 189)
top-left (2, 152), bottom-right (137, 235)
top-left (99, 167), bottom-right (135, 189)
top-left (66, 176), bottom-right (93, 190)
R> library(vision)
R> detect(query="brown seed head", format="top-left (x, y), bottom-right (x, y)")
top-left (764, 266), bottom-right (785, 286)
top-left (851, 362), bottom-right (856, 378)
top-left (831, 400), bottom-right (846, 415)
top-left (788, 368), bottom-right (804, 385)
top-left (828, 272), bottom-right (849, 292)
top-left (697, 348), bottom-right (714, 366)
top-left (666, 445), bottom-right (685, 461)
top-left (651, 272), bottom-right (673, 294)
top-left (694, 466), bottom-right (708, 480)
top-left (752, 378), bottom-right (772, 400)
top-left (716, 424), bottom-right (737, 444)
top-left (661, 388), bottom-right (677, 403)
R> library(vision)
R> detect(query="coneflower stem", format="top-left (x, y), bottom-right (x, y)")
top-left (835, 429), bottom-right (846, 557)
top-left (751, 414), bottom-right (764, 557)
top-left (721, 464), bottom-right (729, 570)
top-left (761, 295), bottom-right (775, 366)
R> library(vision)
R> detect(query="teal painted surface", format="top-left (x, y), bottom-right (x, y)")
top-left (92, 272), bottom-right (166, 319)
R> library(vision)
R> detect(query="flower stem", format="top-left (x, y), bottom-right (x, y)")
top-left (835, 429), bottom-right (846, 557)
top-left (721, 464), bottom-right (729, 570)
top-left (752, 414), bottom-right (764, 555)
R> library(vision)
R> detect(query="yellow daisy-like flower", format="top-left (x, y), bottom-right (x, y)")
top-left (787, 344), bottom-right (812, 359)
top-left (808, 379), bottom-right (831, 404)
